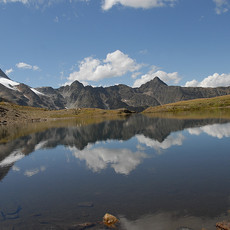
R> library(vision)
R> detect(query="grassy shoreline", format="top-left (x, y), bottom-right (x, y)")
top-left (1, 94), bottom-right (230, 126)
top-left (0, 102), bottom-right (134, 125)
top-left (142, 95), bottom-right (230, 116)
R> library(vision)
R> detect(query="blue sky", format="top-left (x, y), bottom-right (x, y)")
top-left (0, 0), bottom-right (230, 88)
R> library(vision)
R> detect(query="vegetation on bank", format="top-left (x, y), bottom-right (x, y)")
top-left (0, 102), bottom-right (134, 125)
top-left (143, 95), bottom-right (230, 113)
top-left (1, 94), bottom-right (230, 126)
top-left (0, 103), bottom-right (134, 143)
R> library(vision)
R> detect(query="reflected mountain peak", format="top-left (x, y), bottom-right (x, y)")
top-left (1, 115), bottom-right (230, 229)
top-left (1, 115), bottom-right (230, 180)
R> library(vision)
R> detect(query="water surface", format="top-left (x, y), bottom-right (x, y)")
top-left (1, 115), bottom-right (230, 229)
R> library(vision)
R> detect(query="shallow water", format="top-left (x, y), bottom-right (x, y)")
top-left (1, 115), bottom-right (230, 229)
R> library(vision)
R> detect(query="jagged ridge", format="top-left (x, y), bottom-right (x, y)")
top-left (0, 69), bottom-right (230, 112)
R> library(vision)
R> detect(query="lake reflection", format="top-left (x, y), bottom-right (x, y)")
top-left (0, 115), bottom-right (230, 230)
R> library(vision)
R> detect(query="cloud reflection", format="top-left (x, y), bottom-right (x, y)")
top-left (119, 211), bottom-right (223, 230)
top-left (24, 166), bottom-right (46, 177)
top-left (188, 123), bottom-right (230, 139)
top-left (70, 146), bottom-right (147, 175)
top-left (136, 133), bottom-right (185, 152)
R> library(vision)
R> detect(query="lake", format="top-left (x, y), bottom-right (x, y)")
top-left (0, 114), bottom-right (230, 230)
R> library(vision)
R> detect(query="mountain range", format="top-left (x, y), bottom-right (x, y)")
top-left (1, 68), bottom-right (230, 112)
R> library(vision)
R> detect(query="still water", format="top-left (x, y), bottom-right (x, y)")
top-left (0, 115), bottom-right (230, 229)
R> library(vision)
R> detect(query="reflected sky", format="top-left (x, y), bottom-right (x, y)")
top-left (70, 146), bottom-right (147, 175)
top-left (187, 122), bottom-right (230, 139)
top-left (0, 116), bottom-right (230, 229)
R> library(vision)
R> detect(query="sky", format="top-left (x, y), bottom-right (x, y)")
top-left (0, 0), bottom-right (230, 89)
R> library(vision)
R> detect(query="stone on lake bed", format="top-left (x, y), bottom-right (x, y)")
top-left (216, 221), bottom-right (230, 230)
top-left (103, 213), bottom-right (119, 228)
top-left (77, 202), bottom-right (94, 208)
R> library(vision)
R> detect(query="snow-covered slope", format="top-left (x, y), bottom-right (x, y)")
top-left (0, 77), bottom-right (19, 90)
top-left (0, 69), bottom-right (65, 109)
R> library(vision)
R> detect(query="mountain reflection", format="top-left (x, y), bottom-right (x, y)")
top-left (136, 133), bottom-right (185, 152)
top-left (0, 115), bottom-right (230, 181)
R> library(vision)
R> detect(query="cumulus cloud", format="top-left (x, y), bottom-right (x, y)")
top-left (101, 0), bottom-right (177, 10)
top-left (188, 123), bottom-right (230, 139)
top-left (133, 68), bottom-right (181, 87)
top-left (213, 0), bottom-right (230, 14)
top-left (136, 133), bottom-right (185, 152)
top-left (0, 0), bottom-right (88, 8)
top-left (16, 62), bottom-right (40, 71)
top-left (66, 50), bottom-right (142, 85)
top-left (185, 73), bottom-right (230, 88)
top-left (70, 146), bottom-right (147, 175)
top-left (0, 0), bottom-right (29, 3)
top-left (5, 68), bottom-right (13, 75)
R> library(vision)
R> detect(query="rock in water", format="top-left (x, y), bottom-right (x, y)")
top-left (103, 213), bottom-right (119, 228)
top-left (216, 221), bottom-right (230, 230)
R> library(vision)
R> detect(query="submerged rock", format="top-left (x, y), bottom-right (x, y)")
top-left (216, 221), bottom-right (230, 230)
top-left (103, 213), bottom-right (119, 228)
top-left (77, 202), bottom-right (94, 208)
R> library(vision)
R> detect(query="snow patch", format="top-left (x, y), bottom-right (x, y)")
top-left (0, 77), bottom-right (19, 90)
top-left (31, 88), bottom-right (45, 96)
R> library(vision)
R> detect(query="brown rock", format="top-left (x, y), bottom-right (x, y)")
top-left (103, 213), bottom-right (119, 228)
top-left (216, 221), bottom-right (230, 230)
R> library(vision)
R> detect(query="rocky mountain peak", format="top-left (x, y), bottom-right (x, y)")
top-left (147, 77), bottom-right (168, 87)
top-left (1, 69), bottom-right (230, 112)
top-left (0, 69), bottom-right (10, 80)
top-left (70, 80), bottom-right (84, 88)
top-left (139, 76), bottom-right (168, 92)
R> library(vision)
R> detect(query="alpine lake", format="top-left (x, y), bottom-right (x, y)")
top-left (1, 113), bottom-right (230, 230)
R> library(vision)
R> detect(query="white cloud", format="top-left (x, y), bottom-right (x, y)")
top-left (102, 0), bottom-right (177, 10)
top-left (0, 0), bottom-right (89, 8)
top-left (66, 50), bottom-right (142, 85)
top-left (133, 68), bottom-right (181, 87)
top-left (188, 123), bottom-right (230, 139)
top-left (16, 62), bottom-right (40, 71)
top-left (70, 146), bottom-right (147, 175)
top-left (5, 68), bottom-right (13, 75)
top-left (0, 0), bottom-right (29, 3)
top-left (33, 65), bottom-right (39, 71)
top-left (136, 133), bottom-right (185, 152)
top-left (54, 16), bottom-right (59, 23)
top-left (131, 72), bottom-right (142, 79)
top-left (213, 0), bottom-right (230, 14)
top-left (185, 79), bottom-right (199, 87)
top-left (185, 73), bottom-right (230, 88)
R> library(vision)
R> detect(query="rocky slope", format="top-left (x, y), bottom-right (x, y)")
top-left (1, 69), bottom-right (230, 111)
